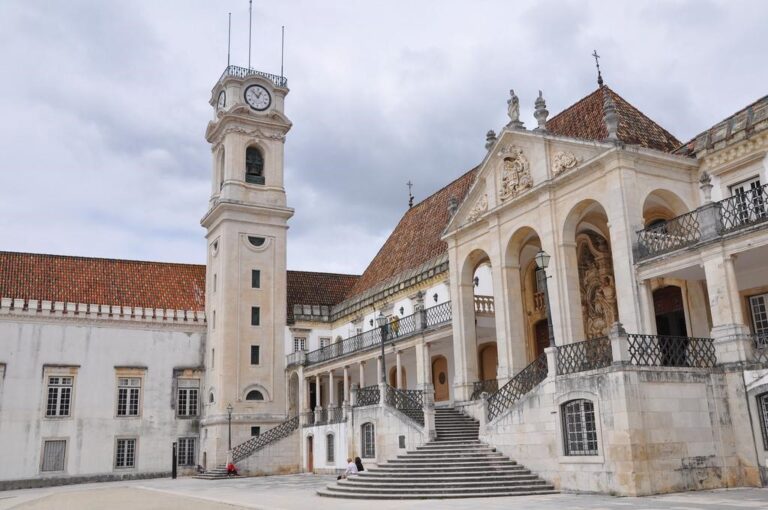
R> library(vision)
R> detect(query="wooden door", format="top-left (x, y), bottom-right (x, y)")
top-left (534, 320), bottom-right (549, 359)
top-left (307, 436), bottom-right (314, 472)
top-left (479, 344), bottom-right (498, 381)
top-left (432, 356), bottom-right (449, 401)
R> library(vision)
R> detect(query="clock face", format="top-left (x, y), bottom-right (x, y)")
top-left (217, 90), bottom-right (226, 110)
top-left (244, 84), bottom-right (271, 111)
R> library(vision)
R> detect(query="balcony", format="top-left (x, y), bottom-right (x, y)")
top-left (219, 65), bottom-right (288, 88)
top-left (287, 301), bottom-right (454, 368)
top-left (636, 183), bottom-right (768, 261)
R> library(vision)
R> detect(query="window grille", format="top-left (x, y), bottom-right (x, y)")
top-left (758, 393), bottom-right (768, 450)
top-left (750, 293), bottom-right (768, 338)
top-left (294, 337), bottom-right (306, 353)
top-left (41, 440), bottom-right (66, 472)
top-left (46, 376), bottom-right (73, 417)
top-left (117, 378), bottom-right (141, 417)
top-left (115, 438), bottom-right (136, 468)
top-left (177, 380), bottom-right (199, 417)
top-left (177, 437), bottom-right (196, 466)
top-left (361, 422), bottom-right (375, 458)
top-left (326, 433), bottom-right (335, 463)
top-left (562, 399), bottom-right (598, 456)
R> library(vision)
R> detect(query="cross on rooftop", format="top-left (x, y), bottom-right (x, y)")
top-left (592, 50), bottom-right (604, 87)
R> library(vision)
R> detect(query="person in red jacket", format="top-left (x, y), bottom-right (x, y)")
top-left (227, 462), bottom-right (238, 476)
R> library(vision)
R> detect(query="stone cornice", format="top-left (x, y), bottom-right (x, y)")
top-left (700, 131), bottom-right (768, 172)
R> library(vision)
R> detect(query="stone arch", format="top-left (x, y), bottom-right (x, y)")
top-left (641, 189), bottom-right (692, 226)
top-left (245, 143), bottom-right (266, 184)
top-left (216, 146), bottom-right (225, 191)
top-left (242, 384), bottom-right (270, 402)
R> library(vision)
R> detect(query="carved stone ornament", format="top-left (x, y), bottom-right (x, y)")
top-left (551, 151), bottom-right (579, 176)
top-left (497, 146), bottom-right (532, 201)
top-left (576, 232), bottom-right (618, 339)
top-left (466, 193), bottom-right (488, 222)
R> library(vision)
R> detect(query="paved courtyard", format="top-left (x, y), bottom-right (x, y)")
top-left (1, 474), bottom-right (767, 510)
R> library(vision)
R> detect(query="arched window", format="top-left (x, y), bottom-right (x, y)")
top-left (245, 389), bottom-right (264, 401)
top-left (326, 433), bottom-right (335, 463)
top-left (217, 148), bottom-right (225, 190)
top-left (208, 391), bottom-right (215, 404)
top-left (361, 422), bottom-right (375, 458)
top-left (245, 147), bottom-right (265, 185)
top-left (561, 399), bottom-right (598, 456)
top-left (757, 392), bottom-right (768, 449)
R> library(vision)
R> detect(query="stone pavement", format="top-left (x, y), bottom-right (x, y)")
top-left (0, 474), bottom-right (766, 510)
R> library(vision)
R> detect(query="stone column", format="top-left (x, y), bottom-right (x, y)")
top-left (637, 279), bottom-right (657, 335)
top-left (343, 365), bottom-right (350, 405)
top-left (703, 250), bottom-right (752, 363)
top-left (503, 263), bottom-right (528, 376)
top-left (489, 219), bottom-right (515, 384)
top-left (448, 238), bottom-right (478, 402)
top-left (314, 374), bottom-right (322, 423)
top-left (396, 351), bottom-right (403, 388)
top-left (328, 370), bottom-right (335, 408)
top-left (544, 346), bottom-right (558, 380)
top-left (609, 322), bottom-right (630, 364)
top-left (358, 361), bottom-right (366, 388)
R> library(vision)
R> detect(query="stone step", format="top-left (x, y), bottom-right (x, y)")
top-left (395, 452), bottom-right (505, 460)
top-left (318, 485), bottom-right (557, 498)
top-left (383, 459), bottom-right (519, 468)
top-left (339, 479), bottom-right (549, 490)
top-left (353, 474), bottom-right (540, 483)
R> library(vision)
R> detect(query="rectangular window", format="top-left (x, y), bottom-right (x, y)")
top-left (251, 306), bottom-right (260, 326)
top-left (362, 423), bottom-right (375, 458)
top-left (758, 393), bottom-right (768, 450)
top-left (46, 376), bottom-right (73, 417)
top-left (562, 399), bottom-right (598, 456)
top-left (293, 337), bottom-right (306, 353)
top-left (251, 426), bottom-right (261, 437)
top-left (41, 440), bottom-right (66, 472)
top-left (320, 337), bottom-right (331, 349)
top-left (252, 270), bottom-right (261, 289)
top-left (115, 438), bottom-right (137, 468)
top-left (730, 176), bottom-right (765, 223)
top-left (326, 434), bottom-right (335, 463)
top-left (116, 378), bottom-right (141, 417)
top-left (250, 345), bottom-right (260, 365)
top-left (750, 293), bottom-right (768, 345)
top-left (177, 437), bottom-right (196, 466)
top-left (213, 273), bottom-right (217, 292)
top-left (177, 380), bottom-right (199, 417)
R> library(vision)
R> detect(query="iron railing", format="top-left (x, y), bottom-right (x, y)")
top-left (556, 336), bottom-right (612, 375)
top-left (300, 302), bottom-right (453, 368)
top-left (327, 406), bottom-right (345, 424)
top-left (487, 353), bottom-right (548, 422)
top-left (425, 301), bottom-right (452, 327)
top-left (636, 209), bottom-right (701, 258)
top-left (315, 407), bottom-right (328, 425)
top-left (232, 415), bottom-right (299, 462)
top-left (751, 333), bottom-right (768, 364)
top-left (384, 384), bottom-right (424, 426)
top-left (301, 410), bottom-right (315, 428)
top-left (718, 184), bottom-right (768, 233)
top-left (354, 385), bottom-right (381, 407)
top-left (470, 379), bottom-right (499, 400)
top-left (627, 334), bottom-right (716, 368)
top-left (219, 65), bottom-right (288, 88)
top-left (401, 389), bottom-right (424, 407)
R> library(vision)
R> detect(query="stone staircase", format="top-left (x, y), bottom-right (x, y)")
top-left (318, 407), bottom-right (556, 499)
top-left (195, 464), bottom-right (238, 480)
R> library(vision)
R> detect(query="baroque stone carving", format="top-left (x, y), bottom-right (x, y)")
top-left (576, 232), bottom-right (618, 339)
top-left (466, 194), bottom-right (488, 222)
top-left (552, 151), bottom-right (579, 176)
top-left (497, 146), bottom-right (532, 201)
top-left (506, 89), bottom-right (524, 129)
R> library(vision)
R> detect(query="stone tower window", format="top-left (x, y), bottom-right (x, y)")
top-left (246, 389), bottom-right (265, 401)
top-left (245, 147), bottom-right (265, 185)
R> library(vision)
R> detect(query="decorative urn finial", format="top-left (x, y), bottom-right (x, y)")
top-left (533, 90), bottom-right (549, 131)
top-left (485, 130), bottom-right (497, 150)
top-left (699, 172), bottom-right (713, 203)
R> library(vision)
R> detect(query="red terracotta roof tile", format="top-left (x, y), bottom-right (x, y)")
top-left (347, 168), bottom-right (478, 298)
top-left (286, 270), bottom-right (359, 323)
top-left (547, 86), bottom-right (681, 153)
top-left (0, 251), bottom-right (206, 310)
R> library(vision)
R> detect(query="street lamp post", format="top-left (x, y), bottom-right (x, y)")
top-left (534, 250), bottom-right (555, 348)
top-left (226, 403), bottom-right (233, 451)
top-left (376, 312), bottom-right (388, 383)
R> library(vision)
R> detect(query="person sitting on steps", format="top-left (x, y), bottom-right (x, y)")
top-left (227, 462), bottom-right (238, 476)
top-left (337, 457), bottom-right (358, 480)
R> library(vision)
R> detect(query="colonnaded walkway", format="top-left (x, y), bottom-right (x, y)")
top-left (0, 474), bottom-right (766, 510)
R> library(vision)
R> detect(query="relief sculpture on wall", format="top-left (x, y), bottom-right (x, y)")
top-left (577, 231), bottom-right (618, 338)
top-left (497, 146), bottom-right (532, 201)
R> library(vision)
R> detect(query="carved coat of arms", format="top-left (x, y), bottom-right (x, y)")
top-left (552, 151), bottom-right (578, 176)
top-left (497, 146), bottom-right (532, 201)
top-left (466, 193), bottom-right (488, 222)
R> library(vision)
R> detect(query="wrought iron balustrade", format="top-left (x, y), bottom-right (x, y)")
top-left (301, 410), bottom-right (315, 428)
top-left (473, 295), bottom-right (495, 315)
top-left (718, 183), bottom-right (768, 233)
top-left (627, 334), bottom-right (716, 368)
top-left (401, 389), bottom-right (424, 407)
top-left (219, 65), bottom-right (288, 87)
top-left (556, 336), bottom-right (612, 375)
top-left (301, 302), bottom-right (452, 367)
top-left (487, 353), bottom-right (548, 422)
top-left (232, 415), bottom-right (299, 462)
top-left (315, 407), bottom-right (328, 425)
top-left (354, 385), bottom-right (381, 407)
top-left (327, 406), bottom-right (345, 424)
top-left (384, 384), bottom-right (424, 426)
top-left (425, 301), bottom-right (452, 327)
top-left (752, 333), bottom-right (768, 364)
top-left (636, 209), bottom-right (702, 259)
top-left (470, 379), bottom-right (499, 400)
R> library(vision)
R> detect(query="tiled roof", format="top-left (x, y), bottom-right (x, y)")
top-left (546, 86), bottom-right (681, 153)
top-left (286, 270), bottom-right (359, 323)
top-left (0, 251), bottom-right (206, 310)
top-left (347, 168), bottom-right (478, 298)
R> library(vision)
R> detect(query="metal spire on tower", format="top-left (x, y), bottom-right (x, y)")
top-left (592, 50), bottom-right (604, 87)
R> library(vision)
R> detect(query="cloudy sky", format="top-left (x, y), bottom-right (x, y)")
top-left (0, 1), bottom-right (766, 274)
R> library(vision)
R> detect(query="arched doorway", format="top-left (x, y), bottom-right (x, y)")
top-left (431, 356), bottom-right (449, 401)
top-left (306, 436), bottom-right (314, 472)
top-left (388, 367), bottom-right (407, 389)
top-left (478, 343), bottom-right (498, 381)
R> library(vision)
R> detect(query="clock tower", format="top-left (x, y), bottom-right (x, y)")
top-left (200, 66), bottom-right (293, 466)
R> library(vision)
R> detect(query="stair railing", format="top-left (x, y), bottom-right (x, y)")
top-left (486, 353), bottom-right (548, 422)
top-left (231, 415), bottom-right (299, 463)
top-left (384, 384), bottom-right (425, 426)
